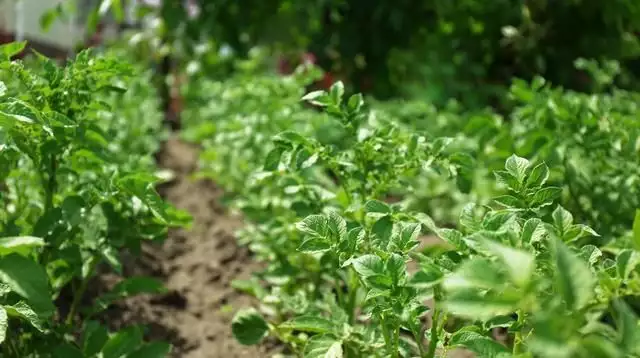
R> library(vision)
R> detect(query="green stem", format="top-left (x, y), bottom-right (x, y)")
top-left (346, 268), bottom-right (358, 324)
top-left (66, 256), bottom-right (99, 326)
top-left (412, 326), bottom-right (428, 358)
top-left (44, 156), bottom-right (57, 212)
top-left (513, 310), bottom-right (525, 354)
top-left (335, 276), bottom-right (345, 307)
top-left (426, 306), bottom-right (441, 358)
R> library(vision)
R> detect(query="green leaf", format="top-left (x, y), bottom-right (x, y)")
top-left (0, 236), bottom-right (44, 256)
top-left (53, 343), bottom-right (84, 358)
top-left (531, 187), bottom-right (562, 206)
top-left (279, 316), bottom-right (336, 334)
top-left (82, 321), bottom-right (109, 356)
top-left (351, 254), bottom-right (384, 278)
top-left (521, 218), bottom-right (546, 244)
top-left (505, 154), bottom-right (530, 184)
top-left (40, 4), bottom-right (63, 32)
top-left (552, 206), bottom-right (573, 236)
top-left (459, 203), bottom-right (481, 231)
top-left (4, 301), bottom-right (44, 331)
top-left (232, 308), bottom-right (269, 345)
top-left (0, 253), bottom-right (54, 317)
top-left (297, 215), bottom-right (330, 238)
top-left (450, 328), bottom-right (510, 357)
top-left (395, 223), bottom-right (420, 252)
top-left (327, 211), bottom-right (347, 241)
top-left (613, 298), bottom-right (640, 353)
top-left (553, 237), bottom-right (595, 310)
top-left (443, 258), bottom-right (507, 291)
top-left (371, 215), bottom-right (393, 245)
top-left (493, 195), bottom-right (524, 209)
top-left (526, 162), bottom-right (550, 188)
top-left (409, 262), bottom-right (443, 288)
top-left (94, 277), bottom-right (167, 312)
top-left (0, 81), bottom-right (6, 96)
top-left (101, 325), bottom-right (143, 358)
top-left (302, 90), bottom-right (331, 107)
top-left (298, 237), bottom-right (332, 253)
top-left (264, 147), bottom-right (284, 170)
top-left (494, 171), bottom-right (520, 191)
top-left (633, 209), bottom-right (640, 251)
top-left (0, 41), bottom-right (27, 59)
top-left (304, 335), bottom-right (343, 358)
top-left (329, 81), bottom-right (345, 105)
top-left (482, 239), bottom-right (534, 287)
top-left (127, 342), bottom-right (172, 358)
top-left (365, 199), bottom-right (391, 214)
top-left (444, 290), bottom-right (521, 320)
top-left (616, 250), bottom-right (640, 280)
top-left (386, 254), bottom-right (407, 285)
top-left (0, 306), bottom-right (7, 344)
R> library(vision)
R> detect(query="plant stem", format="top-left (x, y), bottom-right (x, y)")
top-left (513, 310), bottom-right (525, 354)
top-left (66, 255), bottom-right (99, 326)
top-left (412, 326), bottom-right (428, 358)
top-left (426, 305), bottom-right (441, 358)
top-left (346, 267), bottom-right (358, 324)
top-left (44, 156), bottom-right (57, 212)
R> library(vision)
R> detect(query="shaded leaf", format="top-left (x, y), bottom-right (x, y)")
top-left (231, 308), bottom-right (269, 346)
top-left (279, 316), bottom-right (336, 334)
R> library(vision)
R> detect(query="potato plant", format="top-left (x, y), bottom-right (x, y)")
top-left (182, 70), bottom-right (640, 357)
top-left (0, 42), bottom-right (187, 356)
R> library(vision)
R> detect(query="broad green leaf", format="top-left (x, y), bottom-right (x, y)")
top-left (386, 254), bottom-right (407, 285)
top-left (329, 81), bottom-right (345, 105)
top-left (297, 215), bottom-right (330, 238)
top-left (552, 206), bottom-right (573, 236)
top-left (531, 187), bottom-right (562, 206)
top-left (83, 321), bottom-right (109, 356)
top-left (482, 240), bottom-right (534, 287)
top-left (633, 209), bottom-right (640, 251)
top-left (616, 250), bottom-right (640, 280)
top-left (0, 306), bottom-right (6, 344)
top-left (444, 290), bottom-right (521, 320)
top-left (579, 245), bottom-right (603, 265)
top-left (264, 147), bottom-right (284, 170)
top-left (93, 277), bottom-right (166, 313)
top-left (4, 301), bottom-right (44, 331)
top-left (101, 325), bottom-right (143, 358)
top-left (613, 298), bottom-right (640, 353)
top-left (395, 223), bottom-right (420, 252)
top-left (493, 195), bottom-right (524, 209)
top-left (40, 5), bottom-right (63, 32)
top-left (579, 336), bottom-right (622, 358)
top-left (0, 236), bottom-right (44, 256)
top-left (127, 342), bottom-right (172, 358)
top-left (443, 258), bottom-right (507, 291)
top-left (0, 81), bottom-right (6, 96)
top-left (494, 170), bottom-right (520, 191)
top-left (279, 316), bottom-right (336, 334)
top-left (298, 237), bottom-right (331, 253)
top-left (505, 154), bottom-right (530, 183)
top-left (365, 199), bottom-right (391, 214)
top-left (302, 90), bottom-right (331, 106)
top-left (0, 41), bottom-right (27, 59)
top-left (459, 203), bottom-right (481, 231)
top-left (409, 262), bottom-right (443, 288)
top-left (304, 335), bottom-right (343, 358)
top-left (521, 218), bottom-right (546, 244)
top-left (371, 215), bottom-right (393, 245)
top-left (553, 237), bottom-right (595, 310)
top-left (0, 253), bottom-right (54, 317)
top-left (53, 343), bottom-right (84, 358)
top-left (526, 162), bottom-right (550, 188)
top-left (232, 308), bottom-right (269, 345)
top-left (327, 211), bottom-right (347, 241)
top-left (351, 255), bottom-right (384, 278)
top-left (450, 328), bottom-right (510, 357)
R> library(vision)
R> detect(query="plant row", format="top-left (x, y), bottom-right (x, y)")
top-left (0, 42), bottom-right (188, 357)
top-left (181, 55), bottom-right (640, 357)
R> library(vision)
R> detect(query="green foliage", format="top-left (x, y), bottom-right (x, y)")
top-left (184, 62), bottom-right (640, 356)
top-left (0, 44), bottom-right (188, 356)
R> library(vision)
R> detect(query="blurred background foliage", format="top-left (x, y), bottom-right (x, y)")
top-left (115, 0), bottom-right (640, 109)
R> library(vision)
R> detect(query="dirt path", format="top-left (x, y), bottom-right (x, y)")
top-left (102, 136), bottom-right (273, 357)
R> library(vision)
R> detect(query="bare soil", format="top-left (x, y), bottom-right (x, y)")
top-left (99, 136), bottom-right (276, 357)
